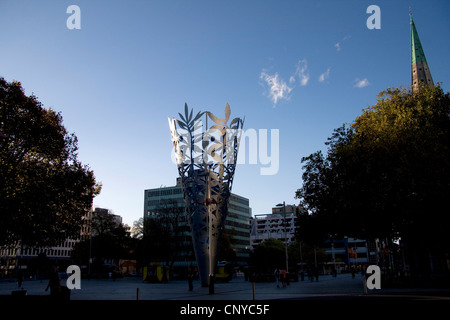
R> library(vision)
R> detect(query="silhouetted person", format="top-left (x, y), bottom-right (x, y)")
top-left (308, 266), bottom-right (314, 281)
top-left (274, 268), bottom-right (280, 288)
top-left (280, 269), bottom-right (287, 288)
top-left (17, 270), bottom-right (24, 289)
top-left (244, 268), bottom-right (249, 281)
top-left (331, 266), bottom-right (337, 277)
top-left (188, 268), bottom-right (194, 291)
top-left (45, 265), bottom-right (61, 297)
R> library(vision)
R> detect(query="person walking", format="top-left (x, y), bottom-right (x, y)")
top-left (274, 268), bottom-right (280, 288)
top-left (17, 270), bottom-right (24, 289)
top-left (280, 269), bottom-right (287, 288)
top-left (308, 266), bottom-right (314, 281)
top-left (45, 265), bottom-right (61, 298)
top-left (188, 268), bottom-right (194, 291)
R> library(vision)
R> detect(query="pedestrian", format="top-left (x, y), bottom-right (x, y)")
top-left (17, 270), bottom-right (24, 289)
top-left (188, 267), bottom-right (194, 291)
top-left (308, 266), bottom-right (314, 281)
top-left (331, 266), bottom-right (337, 277)
top-left (243, 267), bottom-right (249, 281)
top-left (274, 268), bottom-right (280, 288)
top-left (280, 269), bottom-right (287, 288)
top-left (45, 265), bottom-right (61, 298)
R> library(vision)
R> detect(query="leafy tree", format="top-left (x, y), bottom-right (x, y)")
top-left (26, 252), bottom-right (51, 278)
top-left (131, 217), bottom-right (144, 239)
top-left (295, 203), bottom-right (332, 246)
top-left (91, 211), bottom-right (130, 261)
top-left (71, 209), bottom-right (133, 273)
top-left (139, 199), bottom-right (189, 268)
top-left (138, 216), bottom-right (169, 264)
top-left (296, 85), bottom-right (450, 275)
top-left (0, 78), bottom-right (100, 247)
top-left (218, 227), bottom-right (238, 263)
top-left (70, 238), bottom-right (91, 266)
top-left (250, 239), bottom-right (286, 272)
top-left (297, 242), bottom-right (327, 267)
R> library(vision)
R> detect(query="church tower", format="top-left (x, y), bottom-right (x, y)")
top-left (411, 14), bottom-right (434, 92)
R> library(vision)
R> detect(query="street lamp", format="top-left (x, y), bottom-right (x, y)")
top-left (275, 202), bottom-right (289, 277)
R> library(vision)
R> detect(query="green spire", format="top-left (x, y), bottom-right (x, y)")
top-left (410, 14), bottom-right (433, 91)
top-left (411, 18), bottom-right (427, 65)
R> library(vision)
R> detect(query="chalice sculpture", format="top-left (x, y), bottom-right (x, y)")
top-left (168, 103), bottom-right (244, 287)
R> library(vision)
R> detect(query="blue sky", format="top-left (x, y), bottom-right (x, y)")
top-left (1, 0), bottom-right (449, 226)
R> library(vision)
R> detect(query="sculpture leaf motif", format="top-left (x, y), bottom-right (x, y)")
top-left (225, 103), bottom-right (231, 123)
top-left (168, 103), bottom-right (243, 287)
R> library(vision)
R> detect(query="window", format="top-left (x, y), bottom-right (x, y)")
top-left (148, 190), bottom-right (161, 197)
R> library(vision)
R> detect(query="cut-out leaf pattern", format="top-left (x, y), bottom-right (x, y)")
top-left (168, 103), bottom-right (244, 286)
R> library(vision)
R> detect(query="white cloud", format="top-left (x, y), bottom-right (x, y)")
top-left (260, 70), bottom-right (293, 105)
top-left (318, 68), bottom-right (331, 82)
top-left (259, 58), bottom-right (310, 106)
top-left (334, 35), bottom-right (351, 52)
top-left (354, 78), bottom-right (370, 88)
top-left (292, 59), bottom-right (309, 86)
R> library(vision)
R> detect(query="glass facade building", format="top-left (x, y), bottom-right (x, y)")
top-left (144, 179), bottom-right (251, 267)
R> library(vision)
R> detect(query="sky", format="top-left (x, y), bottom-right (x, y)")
top-left (1, 0), bottom-right (449, 226)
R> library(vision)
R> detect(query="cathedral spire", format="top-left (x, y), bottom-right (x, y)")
top-left (411, 13), bottom-right (434, 92)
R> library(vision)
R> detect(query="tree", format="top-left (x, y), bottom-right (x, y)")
top-left (296, 242), bottom-right (327, 267)
top-left (91, 209), bottom-right (120, 236)
top-left (134, 217), bottom-right (167, 269)
top-left (131, 217), bottom-right (144, 240)
top-left (90, 210), bottom-right (130, 262)
top-left (295, 202), bottom-right (332, 246)
top-left (296, 85), bottom-right (450, 275)
top-left (140, 199), bottom-right (188, 268)
top-left (250, 239), bottom-right (285, 272)
top-left (0, 78), bottom-right (100, 247)
top-left (218, 227), bottom-right (238, 263)
top-left (71, 209), bottom-right (133, 274)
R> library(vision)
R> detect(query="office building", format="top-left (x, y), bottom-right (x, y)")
top-left (0, 210), bottom-right (91, 277)
top-left (144, 178), bottom-right (252, 266)
top-left (250, 204), bottom-right (299, 249)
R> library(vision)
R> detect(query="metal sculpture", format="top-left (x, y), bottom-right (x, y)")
top-left (168, 103), bottom-right (244, 287)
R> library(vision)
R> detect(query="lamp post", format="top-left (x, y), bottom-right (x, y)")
top-left (207, 168), bottom-right (214, 295)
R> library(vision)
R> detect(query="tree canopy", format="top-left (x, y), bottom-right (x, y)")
top-left (71, 209), bottom-right (134, 273)
top-left (296, 85), bottom-right (450, 265)
top-left (250, 239), bottom-right (286, 272)
top-left (0, 77), bottom-right (100, 247)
